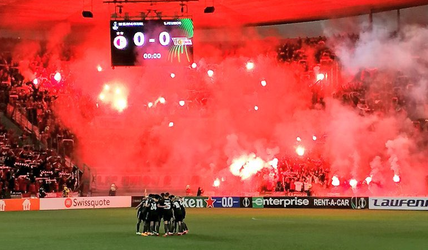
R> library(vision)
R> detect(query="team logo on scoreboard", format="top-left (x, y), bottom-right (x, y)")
top-left (113, 36), bottom-right (128, 50)
top-left (172, 37), bottom-right (192, 46)
top-left (112, 22), bottom-right (119, 30)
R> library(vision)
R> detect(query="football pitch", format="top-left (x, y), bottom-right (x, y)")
top-left (1, 208), bottom-right (428, 250)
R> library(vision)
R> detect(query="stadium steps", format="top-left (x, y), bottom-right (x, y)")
top-left (0, 111), bottom-right (24, 135)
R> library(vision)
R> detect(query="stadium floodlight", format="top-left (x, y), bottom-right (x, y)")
top-left (204, 6), bottom-right (215, 13)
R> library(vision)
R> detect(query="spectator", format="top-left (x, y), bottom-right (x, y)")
top-left (109, 183), bottom-right (117, 196)
top-left (38, 187), bottom-right (46, 198)
top-left (62, 184), bottom-right (70, 197)
top-left (185, 185), bottom-right (191, 195)
top-left (196, 187), bottom-right (204, 196)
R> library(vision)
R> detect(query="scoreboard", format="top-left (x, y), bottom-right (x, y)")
top-left (110, 19), bottom-right (194, 66)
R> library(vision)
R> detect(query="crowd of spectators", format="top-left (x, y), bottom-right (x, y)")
top-left (277, 36), bottom-right (336, 65)
top-left (277, 34), bottom-right (428, 130)
top-left (0, 39), bottom-right (80, 198)
top-left (281, 158), bottom-right (328, 193)
top-left (0, 50), bottom-right (75, 156)
top-left (258, 156), bottom-right (329, 196)
top-left (0, 33), bottom-right (426, 197)
top-left (271, 33), bottom-right (427, 194)
top-left (276, 36), bottom-right (338, 108)
top-left (0, 125), bottom-right (80, 199)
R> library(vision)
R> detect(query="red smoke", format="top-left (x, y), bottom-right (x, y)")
top-left (9, 19), bottom-right (428, 197)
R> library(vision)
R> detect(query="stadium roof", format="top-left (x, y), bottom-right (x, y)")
top-left (0, 0), bottom-right (426, 29)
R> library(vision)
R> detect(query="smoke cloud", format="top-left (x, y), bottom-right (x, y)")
top-left (5, 14), bottom-right (428, 196)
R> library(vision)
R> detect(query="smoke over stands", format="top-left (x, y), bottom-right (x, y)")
top-left (5, 15), bottom-right (428, 196)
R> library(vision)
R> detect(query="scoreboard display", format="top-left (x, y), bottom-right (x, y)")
top-left (110, 19), bottom-right (194, 66)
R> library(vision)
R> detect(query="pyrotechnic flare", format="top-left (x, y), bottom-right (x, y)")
top-left (213, 178), bottom-right (220, 187)
top-left (393, 175), bottom-right (401, 183)
top-left (332, 176), bottom-right (340, 187)
top-left (316, 73), bottom-right (325, 81)
top-left (246, 61), bottom-right (255, 71)
top-left (54, 72), bottom-right (61, 82)
top-left (365, 176), bottom-right (372, 184)
top-left (349, 179), bottom-right (357, 188)
top-left (296, 146), bottom-right (305, 156)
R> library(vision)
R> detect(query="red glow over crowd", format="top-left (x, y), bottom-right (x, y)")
top-left (0, 18), bottom-right (428, 198)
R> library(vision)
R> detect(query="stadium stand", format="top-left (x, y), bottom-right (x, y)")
top-left (0, 33), bottom-right (426, 197)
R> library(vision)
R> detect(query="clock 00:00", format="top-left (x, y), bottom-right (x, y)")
top-left (143, 53), bottom-right (162, 59)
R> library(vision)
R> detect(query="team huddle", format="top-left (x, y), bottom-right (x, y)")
top-left (136, 193), bottom-right (188, 237)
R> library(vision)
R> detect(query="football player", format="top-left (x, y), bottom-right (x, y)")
top-left (160, 192), bottom-right (173, 236)
top-left (135, 196), bottom-right (147, 235)
top-left (158, 193), bottom-right (165, 230)
top-left (180, 196), bottom-right (189, 234)
top-left (172, 196), bottom-right (184, 235)
top-left (147, 195), bottom-right (161, 236)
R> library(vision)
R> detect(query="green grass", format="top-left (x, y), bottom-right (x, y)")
top-left (1, 208), bottom-right (428, 250)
